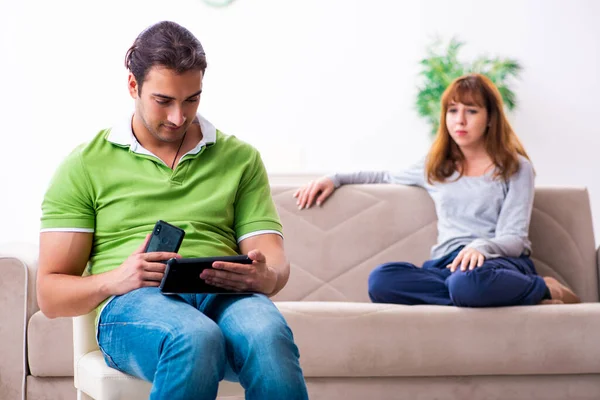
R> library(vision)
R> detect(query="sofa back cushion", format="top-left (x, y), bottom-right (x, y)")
top-left (270, 185), bottom-right (598, 303)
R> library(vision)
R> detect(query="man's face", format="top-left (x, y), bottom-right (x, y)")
top-left (128, 66), bottom-right (203, 143)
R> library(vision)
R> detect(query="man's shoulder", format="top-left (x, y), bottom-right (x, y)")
top-left (214, 130), bottom-right (260, 158)
top-left (198, 113), bottom-right (260, 157)
top-left (60, 129), bottom-right (112, 166)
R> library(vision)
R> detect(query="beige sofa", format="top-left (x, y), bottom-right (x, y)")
top-left (2, 184), bottom-right (600, 400)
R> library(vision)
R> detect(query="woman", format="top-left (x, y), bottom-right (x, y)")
top-left (293, 74), bottom-right (579, 307)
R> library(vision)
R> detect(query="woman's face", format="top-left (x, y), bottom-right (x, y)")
top-left (445, 101), bottom-right (489, 150)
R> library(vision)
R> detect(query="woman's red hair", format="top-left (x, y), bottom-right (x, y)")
top-left (426, 74), bottom-right (531, 183)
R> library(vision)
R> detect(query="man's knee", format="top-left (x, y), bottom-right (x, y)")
top-left (228, 305), bottom-right (300, 371)
top-left (219, 297), bottom-right (307, 398)
top-left (241, 319), bottom-right (307, 399)
top-left (165, 318), bottom-right (226, 364)
top-left (245, 314), bottom-right (296, 354)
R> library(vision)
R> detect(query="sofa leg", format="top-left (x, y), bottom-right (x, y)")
top-left (77, 390), bottom-right (94, 400)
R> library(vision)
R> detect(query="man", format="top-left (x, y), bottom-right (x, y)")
top-left (37, 21), bottom-right (308, 400)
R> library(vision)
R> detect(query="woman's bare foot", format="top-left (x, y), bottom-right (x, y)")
top-left (540, 299), bottom-right (564, 305)
top-left (542, 277), bottom-right (581, 304)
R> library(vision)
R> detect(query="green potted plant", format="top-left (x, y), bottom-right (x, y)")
top-left (202, 0), bottom-right (237, 7)
top-left (416, 37), bottom-right (522, 136)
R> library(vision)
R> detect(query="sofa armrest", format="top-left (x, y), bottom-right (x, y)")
top-left (597, 246), bottom-right (600, 302)
top-left (0, 242), bottom-right (39, 400)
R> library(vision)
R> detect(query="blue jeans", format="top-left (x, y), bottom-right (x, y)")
top-left (368, 247), bottom-right (550, 307)
top-left (97, 288), bottom-right (308, 400)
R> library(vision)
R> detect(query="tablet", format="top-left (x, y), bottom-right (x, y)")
top-left (159, 255), bottom-right (253, 294)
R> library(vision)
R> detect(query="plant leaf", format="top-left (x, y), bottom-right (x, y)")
top-left (416, 37), bottom-right (522, 136)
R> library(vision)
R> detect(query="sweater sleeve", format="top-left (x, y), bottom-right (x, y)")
top-left (466, 157), bottom-right (535, 258)
top-left (328, 157), bottom-right (426, 188)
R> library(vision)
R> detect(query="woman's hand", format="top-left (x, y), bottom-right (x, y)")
top-left (447, 248), bottom-right (485, 272)
top-left (293, 177), bottom-right (336, 209)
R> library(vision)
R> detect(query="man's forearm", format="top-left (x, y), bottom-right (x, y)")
top-left (38, 273), bottom-right (113, 319)
top-left (267, 254), bottom-right (290, 297)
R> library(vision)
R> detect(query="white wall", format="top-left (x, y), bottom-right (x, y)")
top-left (1, 0), bottom-right (599, 245)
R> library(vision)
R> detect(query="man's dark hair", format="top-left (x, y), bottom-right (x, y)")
top-left (125, 21), bottom-right (207, 94)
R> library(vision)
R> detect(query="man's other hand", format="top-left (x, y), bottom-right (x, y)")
top-left (200, 249), bottom-right (278, 295)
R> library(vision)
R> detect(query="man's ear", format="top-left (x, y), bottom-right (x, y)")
top-left (127, 73), bottom-right (139, 99)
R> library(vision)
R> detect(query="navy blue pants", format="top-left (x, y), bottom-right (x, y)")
top-left (368, 247), bottom-right (550, 307)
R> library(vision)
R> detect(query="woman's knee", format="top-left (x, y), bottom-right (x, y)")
top-left (368, 262), bottom-right (415, 303)
top-left (446, 269), bottom-right (491, 307)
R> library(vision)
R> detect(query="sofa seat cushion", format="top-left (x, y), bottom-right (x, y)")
top-left (276, 302), bottom-right (600, 377)
top-left (29, 302), bottom-right (600, 379)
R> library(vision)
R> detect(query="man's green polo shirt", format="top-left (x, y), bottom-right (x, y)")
top-left (41, 114), bottom-right (282, 317)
